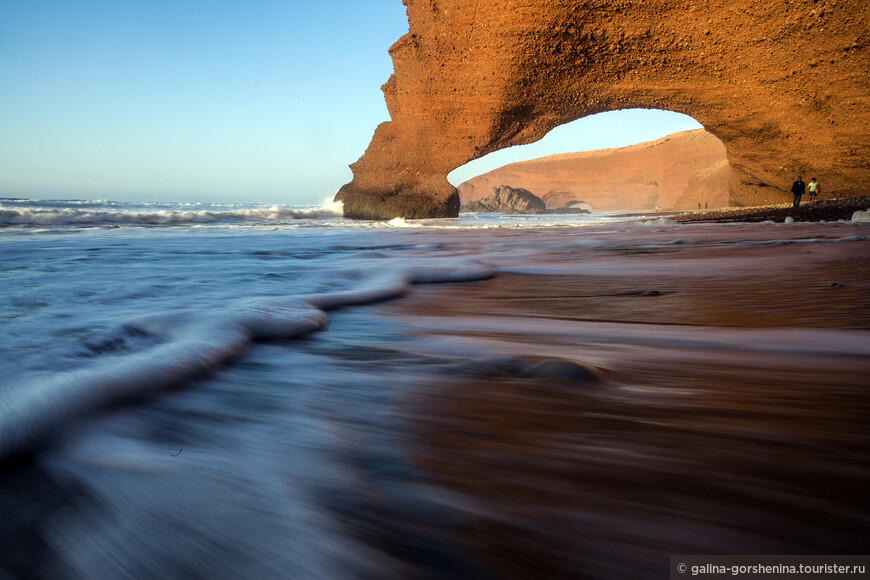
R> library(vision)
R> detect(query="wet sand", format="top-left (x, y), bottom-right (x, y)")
top-left (372, 225), bottom-right (870, 578)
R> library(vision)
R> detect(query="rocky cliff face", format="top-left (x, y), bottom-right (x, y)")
top-left (335, 0), bottom-right (869, 219)
top-left (459, 129), bottom-right (730, 211)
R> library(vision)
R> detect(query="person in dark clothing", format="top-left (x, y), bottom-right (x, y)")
top-left (791, 176), bottom-right (806, 208)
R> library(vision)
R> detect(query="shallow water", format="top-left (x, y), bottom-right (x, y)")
top-left (1, 199), bottom-right (869, 578)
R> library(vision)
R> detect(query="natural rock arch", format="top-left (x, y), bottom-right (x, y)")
top-left (335, 0), bottom-right (869, 219)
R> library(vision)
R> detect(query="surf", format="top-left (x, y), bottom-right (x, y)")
top-left (0, 254), bottom-right (494, 459)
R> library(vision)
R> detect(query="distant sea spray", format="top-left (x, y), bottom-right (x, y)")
top-left (0, 198), bottom-right (343, 227)
top-left (0, 197), bottom-right (630, 230)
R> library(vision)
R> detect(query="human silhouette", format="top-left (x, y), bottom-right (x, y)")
top-left (791, 176), bottom-right (806, 208)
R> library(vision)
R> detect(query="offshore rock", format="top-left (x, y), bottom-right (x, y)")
top-left (460, 185), bottom-right (547, 214)
top-left (335, 0), bottom-right (870, 219)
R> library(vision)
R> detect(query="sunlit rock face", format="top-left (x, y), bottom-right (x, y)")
top-left (335, 0), bottom-right (869, 219)
top-left (459, 129), bottom-right (730, 211)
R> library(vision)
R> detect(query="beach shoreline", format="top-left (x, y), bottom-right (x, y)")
top-left (666, 194), bottom-right (870, 223)
top-left (2, 215), bottom-right (868, 579)
top-left (610, 194), bottom-right (870, 224)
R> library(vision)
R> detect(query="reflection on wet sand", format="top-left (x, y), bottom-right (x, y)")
top-left (376, 232), bottom-right (870, 578)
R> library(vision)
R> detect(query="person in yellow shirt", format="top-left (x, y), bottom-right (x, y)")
top-left (807, 177), bottom-right (821, 206)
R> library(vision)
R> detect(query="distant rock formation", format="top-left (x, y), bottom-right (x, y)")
top-left (565, 201), bottom-right (592, 212)
top-left (543, 193), bottom-right (585, 209)
top-left (461, 185), bottom-right (591, 214)
top-left (461, 185), bottom-right (546, 214)
top-left (335, 0), bottom-right (869, 219)
top-left (459, 129), bottom-right (730, 211)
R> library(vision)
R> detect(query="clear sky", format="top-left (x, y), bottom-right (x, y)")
top-left (1, 0), bottom-right (701, 205)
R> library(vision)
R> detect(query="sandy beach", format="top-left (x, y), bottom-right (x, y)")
top-left (366, 221), bottom-right (870, 577)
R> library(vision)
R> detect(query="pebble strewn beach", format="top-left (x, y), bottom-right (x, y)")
top-left (676, 195), bottom-right (870, 224)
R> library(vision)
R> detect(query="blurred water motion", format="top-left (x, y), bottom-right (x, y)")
top-left (1, 221), bottom-right (869, 579)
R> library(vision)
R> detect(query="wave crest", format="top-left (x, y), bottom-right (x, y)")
top-left (0, 204), bottom-right (342, 226)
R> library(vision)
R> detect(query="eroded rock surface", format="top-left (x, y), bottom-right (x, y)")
top-left (461, 185), bottom-right (592, 214)
top-left (459, 129), bottom-right (730, 211)
top-left (336, 0), bottom-right (869, 219)
top-left (460, 185), bottom-right (546, 214)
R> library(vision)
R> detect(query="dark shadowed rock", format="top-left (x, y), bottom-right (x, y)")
top-left (455, 357), bottom-right (601, 385)
top-left (517, 360), bottom-right (601, 384)
top-left (677, 195), bottom-right (870, 224)
top-left (460, 185), bottom-right (547, 214)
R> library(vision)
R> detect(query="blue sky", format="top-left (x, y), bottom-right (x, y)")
top-left (0, 1), bottom-right (700, 205)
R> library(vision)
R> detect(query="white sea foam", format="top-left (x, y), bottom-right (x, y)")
top-left (0, 300), bottom-right (328, 457)
top-left (321, 198), bottom-right (344, 214)
top-left (0, 197), bottom-right (658, 231)
top-left (852, 209), bottom-right (870, 222)
top-left (0, 256), bottom-right (495, 459)
top-left (636, 217), bottom-right (675, 226)
top-left (0, 204), bottom-right (342, 226)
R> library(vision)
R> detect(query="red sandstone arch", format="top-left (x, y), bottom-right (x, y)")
top-left (335, 0), bottom-right (869, 219)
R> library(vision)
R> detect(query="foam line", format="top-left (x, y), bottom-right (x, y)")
top-left (0, 302), bottom-right (328, 459)
top-left (0, 261), bottom-right (495, 459)
top-left (301, 260), bottom-right (496, 310)
top-left (0, 205), bottom-right (342, 226)
top-left (298, 272), bottom-right (411, 311)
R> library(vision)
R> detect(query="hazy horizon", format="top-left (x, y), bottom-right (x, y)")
top-left (2, 0), bottom-right (701, 206)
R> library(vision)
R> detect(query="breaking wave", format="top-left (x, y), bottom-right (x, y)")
top-left (0, 258), bottom-right (495, 459)
top-left (0, 204), bottom-right (342, 226)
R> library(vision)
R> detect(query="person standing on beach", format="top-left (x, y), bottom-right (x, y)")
top-left (791, 176), bottom-right (806, 208)
top-left (808, 177), bottom-right (821, 206)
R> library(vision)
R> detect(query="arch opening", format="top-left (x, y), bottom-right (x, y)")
top-left (449, 109), bottom-right (731, 213)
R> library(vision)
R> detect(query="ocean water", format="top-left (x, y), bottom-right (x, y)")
top-left (1, 197), bottom-right (869, 579)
